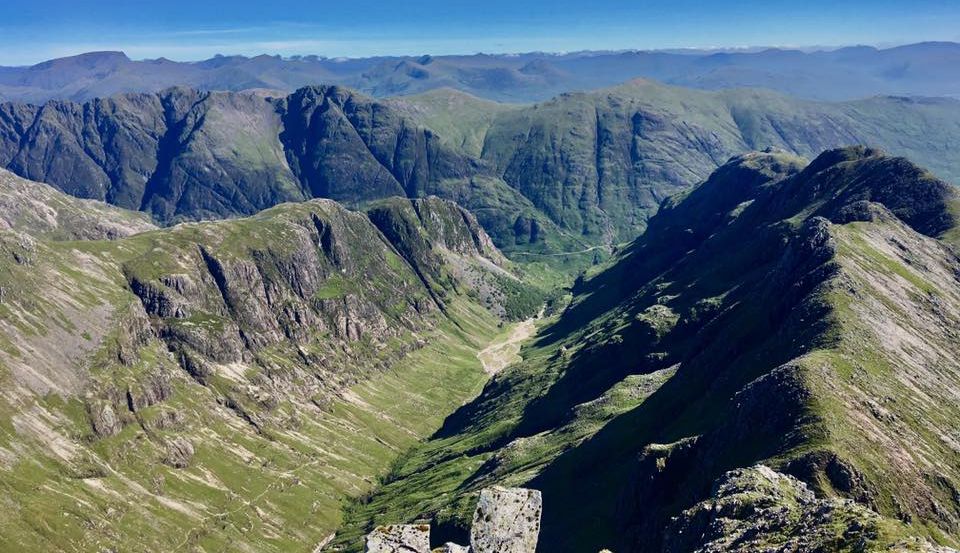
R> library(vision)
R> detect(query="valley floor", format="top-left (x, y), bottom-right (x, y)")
top-left (477, 315), bottom-right (540, 376)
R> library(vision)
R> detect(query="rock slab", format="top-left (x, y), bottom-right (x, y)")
top-left (470, 487), bottom-right (542, 553)
top-left (364, 524), bottom-right (431, 553)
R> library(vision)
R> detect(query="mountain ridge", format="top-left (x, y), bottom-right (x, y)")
top-left (0, 176), bottom-right (545, 550)
top-left (1, 81), bottom-right (960, 258)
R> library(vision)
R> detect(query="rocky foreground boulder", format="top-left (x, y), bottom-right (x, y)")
top-left (364, 487), bottom-right (542, 553)
top-left (470, 487), bottom-right (542, 553)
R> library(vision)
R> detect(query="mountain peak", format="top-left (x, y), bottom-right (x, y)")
top-left (29, 50), bottom-right (129, 71)
top-left (802, 145), bottom-right (885, 174)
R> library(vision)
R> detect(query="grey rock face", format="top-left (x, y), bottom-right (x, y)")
top-left (470, 487), bottom-right (542, 553)
top-left (664, 465), bottom-right (891, 553)
top-left (87, 400), bottom-right (121, 437)
top-left (163, 437), bottom-right (195, 469)
top-left (364, 524), bottom-right (431, 553)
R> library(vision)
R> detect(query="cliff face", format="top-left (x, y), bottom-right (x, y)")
top-left (0, 85), bottom-right (563, 252)
top-left (477, 81), bottom-right (960, 243)
top-left (0, 184), bottom-right (534, 551)
top-left (337, 148), bottom-right (960, 552)
top-left (1, 83), bottom-right (959, 254)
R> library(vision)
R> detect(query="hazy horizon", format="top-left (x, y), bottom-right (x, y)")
top-left (5, 39), bottom-right (960, 67)
top-left (1, 0), bottom-right (958, 65)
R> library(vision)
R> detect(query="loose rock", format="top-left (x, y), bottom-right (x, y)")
top-left (163, 437), bottom-right (195, 469)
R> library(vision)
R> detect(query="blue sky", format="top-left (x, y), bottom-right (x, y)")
top-left (1, 0), bottom-right (959, 65)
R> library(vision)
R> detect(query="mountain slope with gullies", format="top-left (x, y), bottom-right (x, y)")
top-left (0, 85), bottom-right (572, 255)
top-left (0, 177), bottom-right (543, 551)
top-left (335, 147), bottom-right (960, 553)
top-left (1, 82), bottom-right (960, 258)
top-left (438, 80), bottom-right (960, 243)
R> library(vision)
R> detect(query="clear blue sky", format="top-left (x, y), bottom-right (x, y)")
top-left (1, 0), bottom-right (959, 64)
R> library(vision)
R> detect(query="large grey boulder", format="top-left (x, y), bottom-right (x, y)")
top-left (470, 487), bottom-right (542, 553)
top-left (364, 524), bottom-right (431, 553)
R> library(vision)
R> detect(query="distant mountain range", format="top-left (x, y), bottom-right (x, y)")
top-left (1, 81), bottom-right (959, 256)
top-left (1, 42), bottom-right (959, 104)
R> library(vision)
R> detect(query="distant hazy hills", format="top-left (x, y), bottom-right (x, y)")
top-left (1, 42), bottom-right (959, 104)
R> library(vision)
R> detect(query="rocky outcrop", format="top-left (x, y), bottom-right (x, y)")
top-left (162, 437), bottom-right (195, 469)
top-left (365, 524), bottom-right (432, 553)
top-left (664, 465), bottom-right (892, 553)
top-left (86, 400), bottom-right (122, 438)
top-left (364, 487), bottom-right (541, 553)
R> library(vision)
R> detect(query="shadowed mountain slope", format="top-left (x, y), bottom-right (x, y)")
top-left (335, 147), bottom-right (960, 553)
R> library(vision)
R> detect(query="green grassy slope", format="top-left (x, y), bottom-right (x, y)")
top-left (386, 88), bottom-right (522, 158)
top-left (405, 81), bottom-right (960, 245)
top-left (0, 189), bottom-right (536, 551)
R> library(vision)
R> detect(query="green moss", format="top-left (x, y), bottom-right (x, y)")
top-left (313, 275), bottom-right (353, 300)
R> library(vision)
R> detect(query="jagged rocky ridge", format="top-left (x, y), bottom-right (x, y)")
top-left (336, 147), bottom-right (960, 552)
top-left (0, 85), bottom-right (558, 252)
top-left (0, 179), bottom-right (536, 551)
top-left (1, 82), bottom-right (959, 251)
